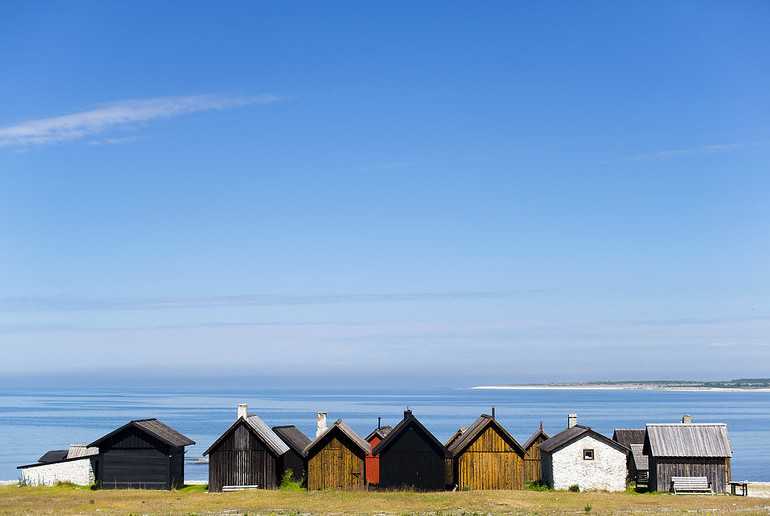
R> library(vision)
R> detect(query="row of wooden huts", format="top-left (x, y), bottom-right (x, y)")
top-left (19, 407), bottom-right (733, 494)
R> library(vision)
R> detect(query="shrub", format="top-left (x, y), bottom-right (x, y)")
top-left (525, 480), bottom-right (551, 491)
top-left (568, 484), bottom-right (581, 492)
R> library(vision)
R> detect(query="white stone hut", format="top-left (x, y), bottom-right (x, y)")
top-left (18, 444), bottom-right (98, 486)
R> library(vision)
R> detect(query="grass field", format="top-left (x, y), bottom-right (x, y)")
top-left (1, 484), bottom-right (768, 515)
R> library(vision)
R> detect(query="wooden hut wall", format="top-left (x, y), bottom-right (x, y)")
top-left (365, 435), bottom-right (382, 485)
top-left (648, 457), bottom-right (730, 493)
top-left (455, 425), bottom-right (523, 490)
top-left (307, 433), bottom-right (365, 490)
top-left (378, 426), bottom-right (446, 491)
top-left (279, 450), bottom-right (306, 484)
top-left (97, 427), bottom-right (175, 489)
top-left (523, 434), bottom-right (547, 483)
top-left (207, 423), bottom-right (279, 492)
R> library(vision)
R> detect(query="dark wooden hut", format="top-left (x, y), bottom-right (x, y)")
top-left (446, 414), bottom-right (525, 490)
top-left (364, 421), bottom-right (392, 485)
top-left (371, 409), bottom-right (449, 491)
top-left (644, 420), bottom-right (732, 493)
top-left (203, 406), bottom-right (290, 492)
top-left (88, 418), bottom-right (195, 489)
top-left (522, 423), bottom-right (549, 484)
top-left (303, 419), bottom-right (369, 490)
top-left (273, 425), bottom-right (311, 483)
top-left (613, 428), bottom-right (648, 484)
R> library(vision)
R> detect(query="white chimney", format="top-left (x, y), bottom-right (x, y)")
top-left (568, 414), bottom-right (578, 428)
top-left (316, 411), bottom-right (327, 437)
top-left (237, 404), bottom-right (248, 419)
top-left (682, 414), bottom-right (692, 424)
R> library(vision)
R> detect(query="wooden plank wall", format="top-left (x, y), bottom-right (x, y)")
top-left (98, 427), bottom-right (173, 489)
top-left (208, 423), bottom-right (278, 492)
top-left (279, 450), bottom-right (306, 483)
top-left (378, 425), bottom-right (446, 491)
top-left (523, 435), bottom-right (547, 484)
top-left (365, 436), bottom-right (381, 485)
top-left (456, 426), bottom-right (523, 490)
top-left (307, 435), bottom-right (365, 490)
top-left (650, 457), bottom-right (731, 493)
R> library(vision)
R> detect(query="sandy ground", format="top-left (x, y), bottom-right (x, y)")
top-left (747, 482), bottom-right (770, 498)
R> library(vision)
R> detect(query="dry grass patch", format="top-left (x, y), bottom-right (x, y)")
top-left (1, 484), bottom-right (768, 515)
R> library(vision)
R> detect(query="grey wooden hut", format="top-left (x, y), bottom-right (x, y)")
top-left (89, 418), bottom-right (195, 489)
top-left (203, 405), bottom-right (290, 492)
top-left (272, 425), bottom-right (310, 483)
top-left (644, 417), bottom-right (732, 493)
top-left (522, 423), bottom-right (549, 484)
top-left (612, 429), bottom-right (648, 484)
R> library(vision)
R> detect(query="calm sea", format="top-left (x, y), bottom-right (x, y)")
top-left (1, 387), bottom-right (768, 482)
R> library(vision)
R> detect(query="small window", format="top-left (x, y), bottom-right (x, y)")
top-left (583, 449), bottom-right (594, 460)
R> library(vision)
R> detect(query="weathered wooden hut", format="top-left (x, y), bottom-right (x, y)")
top-left (304, 419), bottom-right (369, 490)
top-left (89, 418), bottom-right (195, 489)
top-left (612, 429), bottom-right (648, 484)
top-left (539, 415), bottom-right (629, 492)
top-left (644, 417), bottom-right (732, 493)
top-left (203, 405), bottom-right (290, 492)
top-left (446, 414), bottom-right (525, 490)
top-left (273, 425), bottom-right (311, 483)
top-left (522, 423), bottom-right (549, 484)
top-left (364, 420), bottom-right (392, 486)
top-left (371, 409), bottom-right (449, 491)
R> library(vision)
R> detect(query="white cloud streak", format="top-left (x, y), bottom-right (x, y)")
top-left (598, 141), bottom-right (770, 164)
top-left (0, 94), bottom-right (278, 147)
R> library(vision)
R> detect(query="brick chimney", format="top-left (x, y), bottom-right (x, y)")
top-left (316, 411), bottom-right (327, 437)
top-left (568, 414), bottom-right (578, 428)
top-left (237, 404), bottom-right (248, 419)
top-left (682, 414), bottom-right (692, 424)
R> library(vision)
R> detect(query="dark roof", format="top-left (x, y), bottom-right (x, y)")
top-left (630, 443), bottom-right (649, 471)
top-left (273, 425), bottom-right (311, 455)
top-left (365, 425), bottom-right (393, 442)
top-left (539, 425), bottom-right (629, 455)
top-left (371, 410), bottom-right (449, 458)
top-left (645, 423), bottom-right (731, 458)
top-left (303, 419), bottom-right (370, 457)
top-left (446, 414), bottom-right (524, 457)
top-left (444, 427), bottom-right (466, 448)
top-left (613, 429), bottom-right (646, 448)
top-left (204, 414), bottom-right (289, 456)
top-left (522, 425), bottom-right (550, 450)
top-left (38, 450), bottom-right (68, 463)
top-left (89, 418), bottom-right (195, 448)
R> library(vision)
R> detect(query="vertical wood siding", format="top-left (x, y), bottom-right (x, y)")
top-left (365, 436), bottom-right (382, 485)
top-left (208, 423), bottom-right (279, 492)
top-left (378, 423), bottom-right (446, 491)
top-left (307, 434), bottom-right (365, 490)
top-left (456, 426), bottom-right (524, 490)
top-left (523, 434), bottom-right (547, 483)
top-left (650, 457), bottom-right (731, 493)
top-left (280, 450), bottom-right (306, 484)
top-left (97, 427), bottom-right (175, 489)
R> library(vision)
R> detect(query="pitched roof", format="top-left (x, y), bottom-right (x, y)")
top-left (66, 444), bottom-right (98, 459)
top-left (273, 425), bottom-right (311, 455)
top-left (365, 425), bottom-right (393, 442)
top-left (612, 429), bottom-right (646, 448)
top-left (446, 414), bottom-right (524, 457)
top-left (303, 419), bottom-right (370, 457)
top-left (444, 427), bottom-right (466, 448)
top-left (38, 450), bottom-right (68, 463)
top-left (645, 423), bottom-right (731, 458)
top-left (539, 425), bottom-right (629, 455)
top-left (522, 425), bottom-right (550, 450)
top-left (371, 411), bottom-right (449, 458)
top-left (203, 414), bottom-right (289, 456)
top-left (89, 418), bottom-right (195, 448)
top-left (630, 443), bottom-right (649, 471)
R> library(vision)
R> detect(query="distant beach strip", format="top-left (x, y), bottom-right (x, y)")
top-left (472, 380), bottom-right (770, 392)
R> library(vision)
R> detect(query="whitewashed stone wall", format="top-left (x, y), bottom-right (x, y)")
top-left (547, 435), bottom-right (626, 492)
top-left (20, 458), bottom-right (95, 486)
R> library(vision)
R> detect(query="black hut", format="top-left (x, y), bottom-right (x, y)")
top-left (203, 405), bottom-right (291, 492)
top-left (371, 409), bottom-right (449, 491)
top-left (89, 418), bottom-right (195, 489)
top-left (613, 428), bottom-right (648, 484)
top-left (272, 425), bottom-right (311, 483)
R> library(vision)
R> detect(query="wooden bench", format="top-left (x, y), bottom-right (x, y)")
top-left (222, 484), bottom-right (259, 491)
top-left (671, 476), bottom-right (713, 494)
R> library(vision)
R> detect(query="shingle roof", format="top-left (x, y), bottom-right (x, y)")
top-left (273, 425), bottom-right (311, 455)
top-left (446, 414), bottom-right (524, 457)
top-left (303, 419), bottom-right (370, 457)
top-left (645, 423), bottom-right (731, 458)
top-left (203, 414), bottom-right (289, 456)
top-left (612, 429), bottom-right (646, 448)
top-left (38, 450), bottom-right (68, 463)
top-left (539, 425), bottom-right (629, 455)
top-left (630, 443), bottom-right (649, 471)
top-left (522, 425), bottom-right (550, 450)
top-left (66, 444), bottom-right (98, 459)
top-left (365, 425), bottom-right (393, 442)
top-left (370, 411), bottom-right (449, 458)
top-left (89, 418), bottom-right (195, 448)
top-left (444, 427), bottom-right (466, 448)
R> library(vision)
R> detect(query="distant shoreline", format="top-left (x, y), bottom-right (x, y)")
top-left (472, 382), bottom-right (770, 392)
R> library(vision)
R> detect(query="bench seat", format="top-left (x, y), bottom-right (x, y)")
top-left (671, 476), bottom-right (713, 495)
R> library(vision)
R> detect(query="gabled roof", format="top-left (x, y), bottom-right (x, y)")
top-left (273, 425), bottom-right (311, 455)
top-left (66, 444), bottom-right (98, 459)
top-left (38, 450), bottom-right (68, 463)
top-left (612, 429), bottom-right (646, 448)
top-left (446, 414), bottom-right (524, 457)
top-left (522, 424), bottom-right (550, 450)
top-left (303, 419), bottom-right (370, 457)
top-left (89, 418), bottom-right (195, 448)
top-left (365, 425), bottom-right (393, 442)
top-left (203, 414), bottom-right (289, 456)
top-left (630, 443), bottom-right (649, 471)
top-left (539, 425), bottom-right (629, 455)
top-left (371, 411), bottom-right (449, 458)
top-left (644, 423), bottom-right (731, 458)
top-left (445, 427), bottom-right (466, 448)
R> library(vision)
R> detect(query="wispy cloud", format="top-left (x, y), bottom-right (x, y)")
top-left (598, 141), bottom-right (770, 164)
top-left (0, 93), bottom-right (279, 147)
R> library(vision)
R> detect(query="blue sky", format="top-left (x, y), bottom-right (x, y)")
top-left (1, 1), bottom-right (769, 387)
